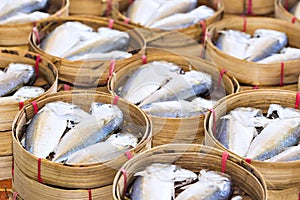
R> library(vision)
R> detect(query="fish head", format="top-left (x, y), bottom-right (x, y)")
top-left (253, 29), bottom-right (288, 46)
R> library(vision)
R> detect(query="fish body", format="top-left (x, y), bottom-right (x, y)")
top-left (67, 50), bottom-right (132, 61)
top-left (267, 104), bottom-right (300, 119)
top-left (0, 11), bottom-right (49, 24)
top-left (258, 47), bottom-right (300, 63)
top-left (0, 63), bottom-right (36, 97)
top-left (175, 169), bottom-right (232, 200)
top-left (247, 118), bottom-right (300, 161)
top-left (267, 144), bottom-right (300, 162)
top-left (52, 104), bottom-right (123, 162)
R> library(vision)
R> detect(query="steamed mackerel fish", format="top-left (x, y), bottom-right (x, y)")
top-left (67, 51), bottom-right (132, 62)
top-left (257, 47), bottom-right (300, 64)
top-left (0, 63), bottom-right (36, 97)
top-left (52, 103), bottom-right (124, 162)
top-left (25, 101), bottom-right (90, 158)
top-left (267, 144), bottom-right (300, 162)
top-left (0, 11), bottom-right (49, 24)
top-left (131, 163), bottom-right (197, 200)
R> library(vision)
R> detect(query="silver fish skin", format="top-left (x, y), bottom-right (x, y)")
top-left (245, 29), bottom-right (288, 62)
top-left (52, 104), bottom-right (123, 162)
top-left (131, 163), bottom-right (197, 200)
top-left (266, 144), bottom-right (300, 162)
top-left (145, 0), bottom-right (197, 27)
top-left (149, 5), bottom-right (214, 30)
top-left (67, 50), bottom-right (132, 61)
top-left (257, 47), bottom-right (300, 64)
top-left (247, 118), bottom-right (300, 161)
top-left (231, 196), bottom-right (243, 200)
top-left (0, 0), bottom-right (48, 20)
top-left (139, 70), bottom-right (212, 107)
top-left (267, 104), bottom-right (300, 119)
top-left (119, 61), bottom-right (181, 104)
top-left (175, 169), bottom-right (232, 200)
top-left (216, 30), bottom-right (251, 59)
top-left (0, 63), bottom-right (36, 97)
top-left (0, 11), bottom-right (49, 24)
top-left (65, 132), bottom-right (137, 164)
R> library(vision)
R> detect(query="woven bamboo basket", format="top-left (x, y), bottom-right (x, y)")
top-left (112, 0), bottom-right (224, 42)
top-left (222, 0), bottom-right (274, 15)
top-left (240, 83), bottom-right (299, 92)
top-left (275, 0), bottom-right (300, 25)
top-left (205, 89), bottom-right (300, 189)
top-left (268, 185), bottom-right (300, 200)
top-left (0, 156), bottom-right (12, 181)
top-left (0, 48), bottom-right (58, 132)
top-left (0, 131), bottom-right (12, 157)
top-left (28, 16), bottom-right (146, 87)
top-left (57, 82), bottom-right (109, 94)
top-left (206, 17), bottom-right (300, 86)
top-left (113, 144), bottom-right (267, 200)
top-left (108, 52), bottom-right (238, 147)
top-left (12, 91), bottom-right (152, 189)
top-left (0, 0), bottom-right (69, 46)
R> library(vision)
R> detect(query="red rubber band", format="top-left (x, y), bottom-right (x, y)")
top-left (88, 189), bottom-right (92, 200)
top-left (124, 18), bottom-right (130, 24)
top-left (221, 152), bottom-right (229, 173)
top-left (243, 16), bottom-right (247, 32)
top-left (142, 55), bottom-right (147, 64)
top-left (121, 169), bottom-right (128, 197)
top-left (285, 0), bottom-right (289, 10)
top-left (292, 16), bottom-right (297, 24)
top-left (247, 0), bottom-right (253, 15)
top-left (200, 20), bottom-right (206, 43)
top-left (113, 96), bottom-right (119, 105)
top-left (295, 92), bottom-right (300, 109)
top-left (107, 59), bottom-right (116, 81)
top-left (280, 62), bottom-right (284, 86)
top-left (245, 158), bottom-right (252, 164)
top-left (217, 68), bottom-right (227, 88)
top-left (38, 158), bottom-right (43, 183)
top-left (128, 0), bottom-right (134, 4)
top-left (19, 102), bottom-right (24, 110)
top-left (35, 54), bottom-right (41, 79)
top-left (33, 26), bottom-right (40, 45)
top-left (106, 0), bottom-right (112, 17)
top-left (209, 109), bottom-right (217, 136)
top-left (108, 19), bottom-right (114, 29)
top-left (31, 101), bottom-right (38, 114)
top-left (125, 151), bottom-right (133, 160)
top-left (64, 84), bottom-right (71, 91)
top-left (12, 192), bottom-right (18, 200)
top-left (298, 191), bottom-right (300, 200)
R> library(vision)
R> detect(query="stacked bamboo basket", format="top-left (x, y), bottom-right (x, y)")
top-left (12, 91), bottom-right (152, 200)
top-left (275, 0), bottom-right (300, 25)
top-left (0, 49), bottom-right (58, 183)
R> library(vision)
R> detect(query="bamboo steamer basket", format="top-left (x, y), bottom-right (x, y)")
top-left (113, 144), bottom-right (267, 200)
top-left (108, 51), bottom-right (238, 147)
top-left (240, 83), bottom-right (299, 92)
top-left (0, 131), bottom-right (12, 156)
top-left (0, 48), bottom-right (58, 132)
top-left (206, 17), bottom-right (300, 86)
top-left (28, 16), bottom-right (146, 87)
top-left (12, 91), bottom-right (152, 189)
top-left (0, 156), bottom-right (12, 181)
top-left (0, 0), bottom-right (69, 46)
top-left (112, 0), bottom-right (224, 42)
top-left (268, 185), bottom-right (300, 200)
top-left (57, 82), bottom-right (109, 93)
top-left (275, 0), bottom-right (300, 25)
top-left (222, 0), bottom-right (274, 15)
top-left (205, 89), bottom-right (300, 189)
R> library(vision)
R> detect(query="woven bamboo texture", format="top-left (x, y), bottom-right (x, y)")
top-left (12, 91), bottom-right (152, 189)
top-left (240, 83), bottom-right (299, 92)
top-left (275, 0), bottom-right (300, 25)
top-left (205, 89), bottom-right (300, 189)
top-left (0, 131), bottom-right (12, 157)
top-left (222, 0), bottom-right (274, 15)
top-left (0, 156), bottom-right (12, 181)
top-left (206, 17), bottom-right (300, 86)
top-left (0, 48), bottom-right (58, 132)
top-left (57, 82), bottom-right (110, 94)
top-left (0, 0), bottom-right (69, 46)
top-left (108, 51), bottom-right (238, 147)
top-left (28, 16), bottom-right (146, 87)
top-left (113, 144), bottom-right (267, 200)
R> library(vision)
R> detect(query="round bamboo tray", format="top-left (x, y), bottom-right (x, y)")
top-left (240, 83), bottom-right (299, 92)
top-left (113, 144), bottom-right (267, 200)
top-left (12, 91), bottom-right (152, 189)
top-left (205, 89), bottom-right (300, 189)
top-left (0, 0), bottom-right (69, 46)
top-left (28, 16), bottom-right (146, 87)
top-left (0, 131), bottom-right (12, 157)
top-left (275, 0), bottom-right (300, 25)
top-left (0, 48), bottom-right (58, 132)
top-left (108, 51), bottom-right (238, 147)
top-left (57, 82), bottom-right (109, 94)
top-left (223, 0), bottom-right (274, 15)
top-left (13, 163), bottom-right (112, 200)
top-left (112, 0), bottom-right (224, 42)
top-left (0, 156), bottom-right (12, 181)
top-left (206, 17), bottom-right (300, 86)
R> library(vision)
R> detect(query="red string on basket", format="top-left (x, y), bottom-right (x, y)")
top-left (245, 158), bottom-right (252, 164)
top-left (64, 84), bottom-right (71, 91)
top-left (108, 19), bottom-right (114, 29)
top-left (107, 59), bottom-right (116, 83)
top-left (221, 152), bottom-right (229, 173)
top-left (19, 102), bottom-right (24, 110)
top-left (31, 101), bottom-right (39, 114)
top-left (142, 55), bottom-right (147, 64)
top-left (292, 16), bottom-right (297, 24)
top-left (106, 0), bottom-right (113, 17)
top-left (252, 86), bottom-right (259, 90)
top-left (12, 192), bottom-right (18, 200)
top-left (121, 169), bottom-right (128, 197)
top-left (32, 26), bottom-right (40, 45)
top-left (88, 189), bottom-right (92, 200)
top-left (35, 55), bottom-right (41, 79)
top-left (298, 191), bottom-right (300, 200)
top-left (247, 0), bottom-right (253, 15)
top-left (295, 92), bottom-right (300, 109)
top-left (113, 96), bottom-right (120, 105)
top-left (280, 62), bottom-right (285, 86)
top-left (199, 20), bottom-right (206, 43)
top-left (124, 18), bottom-right (130, 24)
top-left (217, 68), bottom-right (227, 88)
top-left (285, 0), bottom-right (289, 10)
top-left (242, 16), bottom-right (247, 32)
top-left (37, 158), bottom-right (43, 183)
top-left (125, 151), bottom-right (133, 160)
top-left (128, 0), bottom-right (134, 4)
top-left (209, 109), bottom-right (217, 136)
